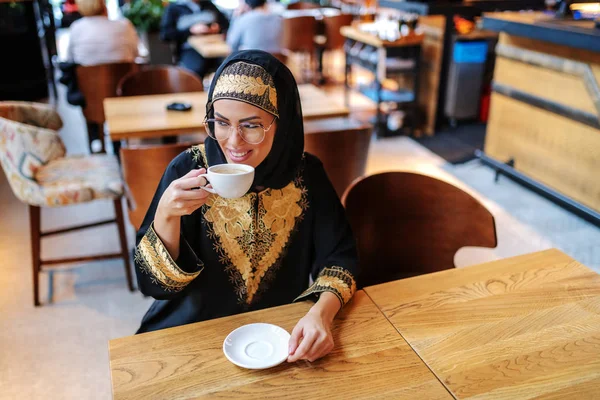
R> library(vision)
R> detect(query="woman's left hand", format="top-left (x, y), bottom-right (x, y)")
top-left (287, 292), bottom-right (341, 363)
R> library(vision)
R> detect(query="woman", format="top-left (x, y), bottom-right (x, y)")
top-left (134, 50), bottom-right (357, 363)
top-left (66, 0), bottom-right (139, 65)
top-left (226, 0), bottom-right (283, 53)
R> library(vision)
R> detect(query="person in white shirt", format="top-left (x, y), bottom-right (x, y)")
top-left (67, 0), bottom-right (139, 66)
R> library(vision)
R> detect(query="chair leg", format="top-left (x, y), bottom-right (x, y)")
top-left (114, 198), bottom-right (135, 291)
top-left (29, 206), bottom-right (41, 306)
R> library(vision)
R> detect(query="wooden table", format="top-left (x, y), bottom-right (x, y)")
top-left (109, 291), bottom-right (451, 399)
top-left (187, 34), bottom-right (231, 59)
top-left (365, 249), bottom-right (600, 399)
top-left (104, 85), bottom-right (349, 141)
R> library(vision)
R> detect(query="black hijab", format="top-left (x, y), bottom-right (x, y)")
top-left (204, 50), bottom-right (305, 190)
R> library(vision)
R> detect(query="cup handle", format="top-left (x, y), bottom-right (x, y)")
top-left (197, 173), bottom-right (217, 194)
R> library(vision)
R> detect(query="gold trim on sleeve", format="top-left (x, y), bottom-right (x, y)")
top-left (135, 223), bottom-right (203, 292)
top-left (294, 266), bottom-right (357, 306)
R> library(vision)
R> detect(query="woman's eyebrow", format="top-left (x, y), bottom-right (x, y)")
top-left (239, 116), bottom-right (261, 123)
top-left (214, 112), bottom-right (230, 121)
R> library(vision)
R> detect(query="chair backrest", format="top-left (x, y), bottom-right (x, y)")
top-left (120, 143), bottom-right (193, 230)
top-left (271, 52), bottom-right (288, 64)
top-left (287, 1), bottom-right (320, 9)
top-left (303, 118), bottom-right (371, 197)
top-left (117, 66), bottom-right (204, 97)
top-left (0, 102), bottom-right (66, 206)
top-left (282, 16), bottom-right (317, 53)
top-left (76, 62), bottom-right (140, 124)
top-left (342, 172), bottom-right (497, 288)
top-left (322, 13), bottom-right (354, 50)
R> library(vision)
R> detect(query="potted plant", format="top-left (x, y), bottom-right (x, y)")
top-left (123, 0), bottom-right (173, 65)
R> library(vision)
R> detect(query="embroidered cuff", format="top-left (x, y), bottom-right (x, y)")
top-left (294, 266), bottom-right (357, 306)
top-left (134, 223), bottom-right (203, 292)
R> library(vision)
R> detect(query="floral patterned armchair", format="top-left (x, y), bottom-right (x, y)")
top-left (0, 101), bottom-right (134, 305)
top-left (0, 101), bottom-right (123, 207)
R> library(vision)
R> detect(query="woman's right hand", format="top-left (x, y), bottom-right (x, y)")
top-left (155, 168), bottom-right (211, 221)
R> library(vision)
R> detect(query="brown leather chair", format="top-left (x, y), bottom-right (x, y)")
top-left (76, 62), bottom-right (140, 153)
top-left (304, 118), bottom-right (372, 197)
top-left (342, 172), bottom-right (497, 288)
top-left (282, 16), bottom-right (318, 82)
top-left (321, 13), bottom-right (354, 50)
top-left (120, 142), bottom-right (195, 230)
top-left (315, 13), bottom-right (353, 82)
top-left (287, 1), bottom-right (320, 9)
top-left (117, 65), bottom-right (203, 97)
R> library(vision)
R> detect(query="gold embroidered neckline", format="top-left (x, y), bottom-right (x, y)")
top-left (203, 176), bottom-right (308, 304)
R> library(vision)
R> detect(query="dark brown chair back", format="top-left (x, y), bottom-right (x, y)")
top-left (322, 13), bottom-right (354, 50)
top-left (117, 65), bottom-right (203, 96)
top-left (304, 118), bottom-right (371, 197)
top-left (271, 52), bottom-right (288, 64)
top-left (287, 1), bottom-right (320, 9)
top-left (120, 143), bottom-right (194, 230)
top-left (342, 172), bottom-right (497, 288)
top-left (282, 16), bottom-right (317, 53)
top-left (76, 62), bottom-right (139, 123)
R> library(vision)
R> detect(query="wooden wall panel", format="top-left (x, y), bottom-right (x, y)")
top-left (494, 57), bottom-right (597, 114)
top-left (499, 34), bottom-right (600, 65)
top-left (485, 93), bottom-right (600, 211)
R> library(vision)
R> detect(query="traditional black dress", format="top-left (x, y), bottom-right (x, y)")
top-left (134, 51), bottom-right (358, 333)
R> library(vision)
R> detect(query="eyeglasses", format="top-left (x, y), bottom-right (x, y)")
top-left (204, 116), bottom-right (277, 145)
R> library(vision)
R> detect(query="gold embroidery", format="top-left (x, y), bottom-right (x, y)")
top-left (135, 224), bottom-right (203, 292)
top-left (210, 61), bottom-right (278, 117)
top-left (188, 144), bottom-right (207, 167)
top-left (203, 177), bottom-right (307, 304)
top-left (295, 266), bottom-right (357, 306)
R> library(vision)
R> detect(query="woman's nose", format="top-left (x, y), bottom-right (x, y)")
top-left (226, 126), bottom-right (244, 147)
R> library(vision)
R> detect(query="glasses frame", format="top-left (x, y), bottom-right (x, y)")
top-left (204, 116), bottom-right (277, 145)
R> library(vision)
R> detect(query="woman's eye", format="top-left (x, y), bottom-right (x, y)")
top-left (216, 120), bottom-right (229, 127)
top-left (242, 124), bottom-right (261, 129)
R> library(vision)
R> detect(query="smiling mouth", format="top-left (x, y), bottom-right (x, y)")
top-left (227, 149), bottom-right (253, 161)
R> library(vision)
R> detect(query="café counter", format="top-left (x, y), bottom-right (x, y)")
top-left (480, 11), bottom-right (600, 221)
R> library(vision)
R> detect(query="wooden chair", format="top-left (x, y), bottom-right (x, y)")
top-left (342, 172), bottom-right (497, 288)
top-left (0, 102), bottom-right (134, 306)
top-left (315, 13), bottom-right (354, 82)
top-left (76, 62), bottom-right (140, 153)
top-left (287, 1), bottom-right (320, 10)
top-left (282, 16), bottom-right (318, 83)
top-left (117, 65), bottom-right (203, 97)
top-left (303, 118), bottom-right (372, 197)
top-left (120, 143), bottom-right (193, 230)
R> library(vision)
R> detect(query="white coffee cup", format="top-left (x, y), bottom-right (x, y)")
top-left (199, 164), bottom-right (254, 199)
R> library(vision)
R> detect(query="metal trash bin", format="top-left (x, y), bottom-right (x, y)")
top-left (444, 40), bottom-right (489, 125)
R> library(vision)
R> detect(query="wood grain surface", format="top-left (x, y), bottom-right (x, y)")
top-left (485, 93), bottom-right (600, 212)
top-left (109, 291), bottom-right (451, 399)
top-left (188, 35), bottom-right (231, 59)
top-left (365, 249), bottom-right (600, 399)
top-left (104, 85), bottom-right (349, 140)
top-left (340, 26), bottom-right (424, 48)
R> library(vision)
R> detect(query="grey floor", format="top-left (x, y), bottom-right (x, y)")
top-left (1, 86), bottom-right (599, 399)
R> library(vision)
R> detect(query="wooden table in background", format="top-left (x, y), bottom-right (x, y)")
top-left (103, 85), bottom-right (349, 141)
top-left (109, 291), bottom-right (451, 399)
top-left (188, 34), bottom-right (231, 59)
top-left (365, 249), bottom-right (600, 399)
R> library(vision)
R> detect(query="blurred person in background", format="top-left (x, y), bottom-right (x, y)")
top-left (67, 0), bottom-right (139, 65)
top-left (161, 0), bottom-right (230, 79)
top-left (226, 0), bottom-right (282, 53)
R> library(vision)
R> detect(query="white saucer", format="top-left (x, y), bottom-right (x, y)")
top-left (223, 323), bottom-right (290, 369)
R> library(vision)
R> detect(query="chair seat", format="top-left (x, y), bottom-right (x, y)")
top-left (36, 154), bottom-right (123, 206)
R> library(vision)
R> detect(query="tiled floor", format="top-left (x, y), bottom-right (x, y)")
top-left (1, 80), bottom-right (599, 399)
